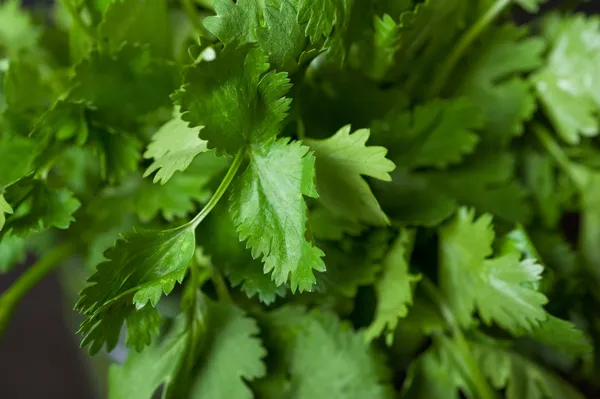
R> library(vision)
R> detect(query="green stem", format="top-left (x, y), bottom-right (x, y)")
top-left (182, 0), bottom-right (208, 37)
top-left (60, 0), bottom-right (96, 42)
top-left (189, 149), bottom-right (245, 229)
top-left (0, 242), bottom-right (76, 340)
top-left (533, 124), bottom-right (586, 188)
top-left (428, 0), bottom-right (511, 98)
top-left (422, 278), bottom-right (497, 399)
top-left (212, 271), bottom-right (232, 303)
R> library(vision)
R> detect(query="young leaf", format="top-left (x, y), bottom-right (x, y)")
top-left (439, 208), bottom-right (548, 333)
top-left (306, 125), bottom-right (395, 227)
top-left (76, 226), bottom-right (195, 354)
top-left (291, 0), bottom-right (349, 42)
top-left (230, 138), bottom-right (325, 292)
top-left (365, 229), bottom-right (420, 344)
top-left (143, 109), bottom-right (210, 184)
top-left (180, 45), bottom-right (292, 155)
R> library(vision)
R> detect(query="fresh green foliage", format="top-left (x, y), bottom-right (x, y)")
top-left (2, 1), bottom-right (600, 398)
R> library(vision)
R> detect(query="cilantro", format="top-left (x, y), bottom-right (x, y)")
top-left (1, 2), bottom-right (599, 398)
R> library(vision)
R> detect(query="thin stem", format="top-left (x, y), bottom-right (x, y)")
top-left (182, 0), bottom-right (207, 37)
top-left (212, 271), bottom-right (232, 303)
top-left (60, 0), bottom-right (96, 42)
top-left (428, 0), bottom-right (511, 98)
top-left (189, 149), bottom-right (245, 229)
top-left (533, 124), bottom-right (586, 188)
top-left (422, 278), bottom-right (497, 399)
top-left (0, 242), bottom-right (76, 340)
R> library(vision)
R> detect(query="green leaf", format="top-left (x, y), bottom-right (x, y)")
top-left (533, 14), bottom-right (600, 144)
top-left (180, 45), bottom-right (292, 155)
top-left (5, 182), bottom-right (81, 237)
top-left (202, 203), bottom-right (286, 305)
top-left (89, 129), bottom-right (142, 184)
top-left (371, 98), bottom-right (482, 169)
top-left (188, 299), bottom-right (267, 399)
top-left (99, 0), bottom-right (171, 57)
top-left (76, 225), bottom-right (195, 354)
top-left (109, 315), bottom-right (189, 399)
top-left (261, 307), bottom-right (393, 398)
top-left (70, 45), bottom-right (176, 127)
top-left (0, 194), bottom-right (12, 231)
top-left (231, 138), bottom-right (325, 292)
top-left (472, 340), bottom-right (585, 399)
top-left (256, 0), bottom-right (307, 72)
top-left (203, 0), bottom-right (262, 46)
top-left (528, 315), bottom-right (592, 359)
top-left (455, 25), bottom-right (544, 146)
top-left (0, 137), bottom-right (38, 188)
top-left (4, 58), bottom-right (51, 115)
top-left (374, 152), bottom-right (531, 226)
top-left (0, 0), bottom-right (40, 56)
top-left (291, 0), bottom-right (348, 43)
top-left (354, 14), bottom-right (401, 81)
top-left (365, 229), bottom-right (420, 344)
top-left (306, 125), bottom-right (395, 227)
top-left (143, 109), bottom-right (211, 184)
top-left (309, 205), bottom-right (364, 240)
top-left (515, 0), bottom-right (547, 13)
top-left (439, 208), bottom-right (548, 333)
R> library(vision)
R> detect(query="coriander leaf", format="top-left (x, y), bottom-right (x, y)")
top-left (70, 45), bottom-right (176, 127)
top-left (231, 138), bottom-right (325, 292)
top-left (262, 307), bottom-right (393, 398)
top-left (6, 182), bottom-right (81, 237)
top-left (455, 25), bottom-right (544, 146)
top-left (315, 230), bottom-right (391, 298)
top-left (0, 0), bottom-right (40, 56)
top-left (89, 129), bottom-right (142, 184)
top-left (439, 208), bottom-right (548, 333)
top-left (109, 315), bottom-right (189, 399)
top-left (202, 203), bottom-right (286, 305)
top-left (188, 299), bottom-right (267, 399)
top-left (402, 340), bottom-right (467, 399)
top-left (472, 340), bottom-right (585, 399)
top-left (523, 151), bottom-right (562, 229)
top-left (291, 0), bottom-right (348, 42)
top-left (528, 315), bottom-right (592, 359)
top-left (143, 109), bottom-right (210, 184)
top-left (76, 226), bottom-right (195, 354)
top-left (4, 58), bottom-right (51, 116)
top-left (374, 152), bottom-right (531, 226)
top-left (533, 14), bottom-right (600, 144)
top-left (0, 194), bottom-right (12, 231)
top-left (99, 0), bottom-right (171, 57)
top-left (365, 229), bottom-right (420, 345)
top-left (203, 0), bottom-right (261, 46)
top-left (256, 0), bottom-right (307, 72)
top-left (133, 153), bottom-right (229, 222)
top-left (180, 45), bottom-right (292, 155)
top-left (306, 125), bottom-right (395, 227)
top-left (354, 14), bottom-right (401, 81)
top-left (0, 137), bottom-right (37, 188)
top-left (371, 98), bottom-right (482, 169)
top-left (309, 205), bottom-right (364, 240)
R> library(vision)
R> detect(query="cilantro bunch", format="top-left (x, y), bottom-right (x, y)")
top-left (1, 0), bottom-right (600, 397)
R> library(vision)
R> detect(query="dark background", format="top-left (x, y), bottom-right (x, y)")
top-left (1, 1), bottom-right (600, 399)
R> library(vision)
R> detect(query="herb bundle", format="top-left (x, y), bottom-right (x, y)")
top-left (0, 0), bottom-right (599, 397)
